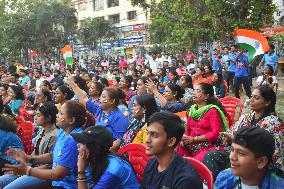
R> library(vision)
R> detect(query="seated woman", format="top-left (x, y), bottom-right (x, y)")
top-left (54, 84), bottom-right (74, 111)
top-left (0, 114), bottom-right (23, 176)
top-left (7, 84), bottom-right (25, 115)
top-left (256, 64), bottom-right (277, 90)
top-left (0, 102), bottom-right (59, 188)
top-left (67, 74), bottom-right (130, 141)
top-left (147, 80), bottom-right (185, 113)
top-left (2, 100), bottom-right (91, 188)
top-left (112, 94), bottom-right (159, 151)
top-left (88, 82), bottom-right (104, 105)
top-left (176, 83), bottom-right (229, 161)
top-left (204, 65), bottom-right (214, 83)
top-left (192, 67), bottom-right (209, 86)
top-left (71, 126), bottom-right (139, 189)
top-left (212, 72), bottom-right (226, 98)
top-left (178, 75), bottom-right (194, 106)
top-left (119, 75), bottom-right (136, 102)
top-left (204, 85), bottom-right (283, 179)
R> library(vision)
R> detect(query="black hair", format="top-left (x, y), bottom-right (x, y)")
top-left (92, 82), bottom-right (104, 97)
top-left (0, 97), bottom-right (13, 116)
top-left (256, 85), bottom-right (276, 116)
top-left (122, 75), bottom-right (133, 88)
top-left (40, 89), bottom-right (52, 102)
top-left (204, 65), bottom-right (214, 76)
top-left (167, 83), bottom-right (184, 100)
top-left (42, 80), bottom-right (52, 91)
top-left (199, 83), bottom-right (226, 114)
top-left (87, 142), bottom-right (109, 185)
top-left (114, 76), bottom-right (120, 83)
top-left (181, 75), bottom-right (193, 89)
top-left (57, 85), bottom-right (74, 100)
top-left (168, 70), bottom-right (179, 83)
top-left (64, 100), bottom-right (86, 128)
top-left (139, 76), bottom-right (150, 84)
top-left (37, 102), bottom-right (58, 124)
top-left (263, 65), bottom-right (274, 84)
top-left (136, 94), bottom-right (159, 121)
top-left (98, 77), bottom-right (109, 88)
top-left (74, 76), bottom-right (88, 93)
top-left (213, 72), bottom-right (224, 86)
top-left (116, 88), bottom-right (127, 106)
top-left (9, 85), bottom-right (25, 100)
top-left (196, 67), bottom-right (206, 78)
top-left (147, 112), bottom-right (185, 148)
top-left (0, 83), bottom-right (9, 91)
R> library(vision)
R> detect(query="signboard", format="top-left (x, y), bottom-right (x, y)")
top-left (260, 27), bottom-right (284, 37)
top-left (120, 36), bottom-right (144, 47)
top-left (133, 24), bottom-right (145, 31)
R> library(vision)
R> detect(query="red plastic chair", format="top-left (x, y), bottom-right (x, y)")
top-left (219, 96), bottom-right (243, 124)
top-left (117, 144), bottom-right (152, 183)
top-left (186, 157), bottom-right (213, 189)
top-left (16, 121), bottom-right (35, 155)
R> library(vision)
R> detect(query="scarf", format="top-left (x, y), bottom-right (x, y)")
top-left (188, 104), bottom-right (229, 132)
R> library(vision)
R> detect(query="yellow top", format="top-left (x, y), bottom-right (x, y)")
top-left (132, 124), bottom-right (147, 145)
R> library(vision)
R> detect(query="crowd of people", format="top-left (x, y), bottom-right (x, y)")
top-left (0, 44), bottom-right (283, 189)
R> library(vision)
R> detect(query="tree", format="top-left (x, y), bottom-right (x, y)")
top-left (79, 17), bottom-right (117, 50)
top-left (132, 0), bottom-right (276, 48)
top-left (0, 0), bottom-right (78, 62)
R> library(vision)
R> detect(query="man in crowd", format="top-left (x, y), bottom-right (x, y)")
top-left (140, 112), bottom-right (202, 189)
top-left (215, 126), bottom-right (284, 189)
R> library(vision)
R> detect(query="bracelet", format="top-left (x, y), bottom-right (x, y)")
top-left (77, 176), bottom-right (87, 180)
top-left (77, 179), bottom-right (87, 182)
top-left (193, 136), bottom-right (199, 143)
top-left (26, 166), bottom-right (32, 176)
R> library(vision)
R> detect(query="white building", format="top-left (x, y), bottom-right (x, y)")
top-left (71, 0), bottom-right (151, 50)
top-left (273, 0), bottom-right (284, 25)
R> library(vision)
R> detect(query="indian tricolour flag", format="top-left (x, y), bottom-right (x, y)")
top-left (61, 45), bottom-right (73, 65)
top-left (234, 29), bottom-right (270, 62)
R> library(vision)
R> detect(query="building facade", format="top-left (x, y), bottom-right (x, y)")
top-left (71, 0), bottom-right (151, 50)
top-left (274, 0), bottom-right (284, 25)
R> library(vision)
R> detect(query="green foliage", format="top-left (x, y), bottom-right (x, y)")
top-left (0, 0), bottom-right (77, 61)
top-left (133, 0), bottom-right (276, 48)
top-left (79, 17), bottom-right (117, 50)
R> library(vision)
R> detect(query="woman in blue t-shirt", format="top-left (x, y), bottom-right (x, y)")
top-left (71, 126), bottom-right (139, 189)
top-left (3, 100), bottom-right (91, 189)
top-left (7, 84), bottom-right (25, 115)
top-left (67, 74), bottom-right (130, 141)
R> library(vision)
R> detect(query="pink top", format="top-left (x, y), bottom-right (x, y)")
top-left (119, 60), bottom-right (128, 68)
top-left (186, 108), bottom-right (222, 143)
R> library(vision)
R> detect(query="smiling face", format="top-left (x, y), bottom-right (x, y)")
top-left (54, 88), bottom-right (66, 104)
top-left (164, 86), bottom-right (175, 101)
top-left (229, 143), bottom-right (264, 179)
top-left (99, 90), bottom-right (113, 110)
top-left (131, 99), bottom-right (144, 119)
top-left (56, 103), bottom-right (72, 129)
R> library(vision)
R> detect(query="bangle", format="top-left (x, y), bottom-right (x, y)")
top-left (77, 179), bottom-right (87, 182)
top-left (193, 136), bottom-right (199, 143)
top-left (26, 166), bottom-right (32, 176)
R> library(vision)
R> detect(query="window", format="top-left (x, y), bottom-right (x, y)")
top-left (78, 2), bottom-right (86, 10)
top-left (107, 0), bottom-right (119, 8)
top-left (93, 0), bottom-right (104, 11)
top-left (127, 11), bottom-right (136, 20)
top-left (277, 11), bottom-right (281, 17)
top-left (109, 14), bottom-right (120, 24)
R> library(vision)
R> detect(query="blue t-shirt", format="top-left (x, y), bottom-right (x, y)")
top-left (93, 155), bottom-right (139, 189)
top-left (212, 55), bottom-right (222, 72)
top-left (262, 53), bottom-right (279, 70)
top-left (8, 99), bottom-right (23, 115)
top-left (20, 76), bottom-right (30, 86)
top-left (0, 129), bottom-right (23, 164)
top-left (163, 101), bottom-right (186, 113)
top-left (86, 99), bottom-right (130, 140)
top-left (235, 54), bottom-right (249, 77)
top-left (228, 53), bottom-right (237, 72)
top-left (52, 128), bottom-right (86, 188)
top-left (215, 168), bottom-right (284, 189)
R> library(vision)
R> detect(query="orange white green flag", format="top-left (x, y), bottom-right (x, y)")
top-left (234, 29), bottom-right (270, 62)
top-left (61, 45), bottom-right (73, 65)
